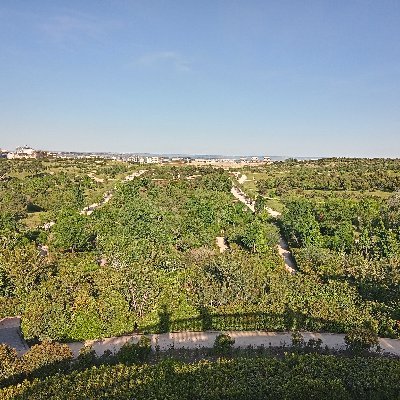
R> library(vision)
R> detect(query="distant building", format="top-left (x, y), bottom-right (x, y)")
top-left (146, 156), bottom-right (159, 164)
top-left (128, 155), bottom-right (161, 164)
top-left (263, 156), bottom-right (272, 163)
top-left (127, 155), bottom-right (140, 163)
top-left (7, 146), bottom-right (46, 159)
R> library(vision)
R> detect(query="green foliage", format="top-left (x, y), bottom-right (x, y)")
top-left (256, 158), bottom-right (400, 193)
top-left (51, 210), bottom-right (94, 252)
top-left (19, 341), bottom-right (73, 378)
top-left (117, 336), bottom-right (151, 364)
top-left (2, 159), bottom-right (400, 342)
top-left (0, 243), bottom-right (50, 298)
top-left (283, 198), bottom-right (323, 247)
top-left (0, 345), bottom-right (17, 381)
top-left (344, 327), bottom-right (379, 354)
top-left (76, 346), bottom-right (97, 370)
top-left (1, 354), bottom-right (400, 399)
top-left (213, 333), bottom-right (235, 355)
top-left (254, 195), bottom-right (267, 214)
top-left (291, 331), bottom-right (305, 347)
top-left (238, 219), bottom-right (280, 253)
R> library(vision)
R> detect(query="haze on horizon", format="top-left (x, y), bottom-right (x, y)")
top-left (0, 1), bottom-right (399, 158)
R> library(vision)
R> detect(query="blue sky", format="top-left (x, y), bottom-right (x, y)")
top-left (0, 1), bottom-right (399, 157)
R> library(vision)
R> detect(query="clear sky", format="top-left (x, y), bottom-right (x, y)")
top-left (1, 1), bottom-right (399, 157)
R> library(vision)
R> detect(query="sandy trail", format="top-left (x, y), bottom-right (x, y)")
top-left (81, 170), bottom-right (147, 215)
top-left (216, 236), bottom-right (228, 253)
top-left (231, 185), bottom-right (296, 273)
top-left (231, 186), bottom-right (255, 212)
top-left (238, 174), bottom-right (247, 184)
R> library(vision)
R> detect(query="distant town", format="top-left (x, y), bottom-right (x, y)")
top-left (0, 145), bottom-right (275, 166)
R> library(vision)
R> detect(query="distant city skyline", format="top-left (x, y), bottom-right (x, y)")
top-left (1, 1), bottom-right (399, 157)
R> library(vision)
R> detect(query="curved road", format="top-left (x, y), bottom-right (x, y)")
top-left (2, 318), bottom-right (399, 358)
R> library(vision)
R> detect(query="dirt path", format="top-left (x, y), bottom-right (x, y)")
top-left (124, 170), bottom-right (147, 181)
top-left (231, 185), bottom-right (296, 273)
top-left (238, 174), bottom-right (247, 184)
top-left (231, 186), bottom-right (255, 212)
top-left (216, 236), bottom-right (228, 253)
top-left (1, 170), bottom-right (151, 354)
top-left (87, 172), bottom-right (104, 183)
top-left (65, 330), bottom-right (400, 358)
top-left (3, 319), bottom-right (399, 358)
top-left (81, 170), bottom-right (147, 215)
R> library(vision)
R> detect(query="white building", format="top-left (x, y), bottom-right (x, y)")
top-left (145, 156), bottom-right (160, 164)
top-left (7, 146), bottom-right (43, 159)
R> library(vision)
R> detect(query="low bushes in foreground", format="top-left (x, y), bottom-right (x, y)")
top-left (1, 353), bottom-right (399, 399)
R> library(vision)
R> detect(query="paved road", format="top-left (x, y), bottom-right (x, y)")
top-left (1, 170), bottom-right (152, 355)
top-left (4, 171), bottom-right (398, 358)
top-left (0, 317), bottom-right (29, 355)
top-left (66, 330), bottom-right (400, 358)
top-left (2, 320), bottom-right (399, 358)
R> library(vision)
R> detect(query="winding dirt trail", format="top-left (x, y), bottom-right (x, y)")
top-left (231, 181), bottom-right (296, 273)
top-left (3, 172), bottom-right (400, 358)
top-left (81, 169), bottom-right (147, 215)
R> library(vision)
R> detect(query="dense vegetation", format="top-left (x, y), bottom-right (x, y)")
top-left (1, 351), bottom-right (399, 399)
top-left (0, 157), bottom-right (399, 343)
top-left (255, 158), bottom-right (400, 194)
top-left (1, 333), bottom-right (398, 399)
top-left (241, 158), bottom-right (400, 338)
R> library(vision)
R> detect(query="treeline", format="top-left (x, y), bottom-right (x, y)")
top-left (0, 158), bottom-right (119, 237)
top-left (256, 158), bottom-right (400, 194)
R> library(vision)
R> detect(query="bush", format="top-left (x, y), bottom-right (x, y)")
top-left (19, 341), bottom-right (73, 378)
top-left (76, 345), bottom-right (97, 369)
top-left (344, 328), bottom-right (379, 354)
top-left (0, 344), bottom-right (17, 382)
top-left (291, 331), bottom-right (305, 348)
top-left (213, 333), bottom-right (235, 355)
top-left (117, 336), bottom-right (151, 364)
top-left (1, 354), bottom-right (400, 399)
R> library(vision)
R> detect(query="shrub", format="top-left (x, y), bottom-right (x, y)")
top-left (344, 328), bottom-right (379, 354)
top-left (213, 333), bottom-right (235, 355)
top-left (19, 341), bottom-right (73, 378)
top-left (117, 336), bottom-right (151, 364)
top-left (291, 331), bottom-right (305, 348)
top-left (0, 344), bottom-right (17, 381)
top-left (76, 345), bottom-right (97, 369)
top-left (305, 338), bottom-right (323, 352)
top-left (2, 354), bottom-right (400, 399)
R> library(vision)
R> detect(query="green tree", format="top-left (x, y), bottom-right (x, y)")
top-left (282, 199), bottom-right (322, 247)
top-left (52, 210), bottom-right (94, 252)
